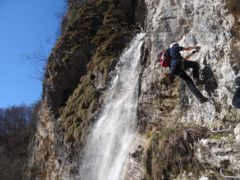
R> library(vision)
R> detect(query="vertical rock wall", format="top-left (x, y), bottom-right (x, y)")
top-left (25, 0), bottom-right (240, 179)
top-left (138, 0), bottom-right (240, 179)
top-left (140, 0), bottom-right (240, 130)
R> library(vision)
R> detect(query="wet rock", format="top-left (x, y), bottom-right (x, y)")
top-left (26, 0), bottom-right (143, 179)
top-left (123, 136), bottom-right (146, 180)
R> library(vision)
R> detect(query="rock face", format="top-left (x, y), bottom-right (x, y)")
top-left (26, 0), bottom-right (240, 179)
top-left (140, 0), bottom-right (240, 129)
top-left (26, 0), bottom-right (145, 179)
top-left (139, 0), bottom-right (240, 179)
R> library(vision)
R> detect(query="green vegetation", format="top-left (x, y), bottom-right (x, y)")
top-left (42, 0), bottom-right (139, 144)
top-left (29, 162), bottom-right (38, 179)
top-left (144, 126), bottom-right (209, 180)
top-left (61, 75), bottom-right (102, 144)
top-left (210, 133), bottom-right (223, 140)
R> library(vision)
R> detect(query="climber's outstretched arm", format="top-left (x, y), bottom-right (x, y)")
top-left (182, 46), bottom-right (199, 51)
top-left (182, 46), bottom-right (201, 60)
top-left (184, 53), bottom-right (193, 60)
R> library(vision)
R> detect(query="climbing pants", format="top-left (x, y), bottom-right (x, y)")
top-left (171, 60), bottom-right (205, 99)
top-left (232, 88), bottom-right (240, 108)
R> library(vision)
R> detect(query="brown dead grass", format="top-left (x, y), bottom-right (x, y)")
top-left (227, 0), bottom-right (240, 16)
top-left (226, 0), bottom-right (240, 40)
top-left (145, 126), bottom-right (209, 180)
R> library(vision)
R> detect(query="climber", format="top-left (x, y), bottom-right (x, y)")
top-left (232, 76), bottom-right (240, 108)
top-left (169, 42), bottom-right (209, 103)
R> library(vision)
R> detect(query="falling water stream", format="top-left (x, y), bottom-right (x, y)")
top-left (78, 33), bottom-right (145, 180)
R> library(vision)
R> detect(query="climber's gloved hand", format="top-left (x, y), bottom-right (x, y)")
top-left (191, 46), bottom-right (201, 54)
top-left (192, 50), bottom-right (197, 54)
top-left (195, 46), bottom-right (201, 50)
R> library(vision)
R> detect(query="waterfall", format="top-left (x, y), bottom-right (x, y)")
top-left (78, 33), bottom-right (145, 180)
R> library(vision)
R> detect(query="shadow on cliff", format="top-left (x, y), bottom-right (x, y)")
top-left (178, 59), bottom-right (218, 110)
top-left (200, 59), bottom-right (218, 98)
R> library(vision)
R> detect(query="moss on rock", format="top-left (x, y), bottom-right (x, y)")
top-left (44, 0), bottom-right (138, 117)
top-left (144, 126), bottom-right (209, 180)
top-left (42, 0), bottom-right (140, 145)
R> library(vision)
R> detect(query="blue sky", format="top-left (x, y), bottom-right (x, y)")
top-left (0, 0), bottom-right (66, 108)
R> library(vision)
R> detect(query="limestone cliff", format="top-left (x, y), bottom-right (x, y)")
top-left (26, 0), bottom-right (144, 179)
top-left (136, 0), bottom-right (240, 179)
top-left (26, 0), bottom-right (240, 180)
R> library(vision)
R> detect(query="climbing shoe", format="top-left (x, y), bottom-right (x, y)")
top-left (194, 78), bottom-right (205, 86)
top-left (198, 96), bottom-right (209, 103)
top-left (235, 76), bottom-right (240, 88)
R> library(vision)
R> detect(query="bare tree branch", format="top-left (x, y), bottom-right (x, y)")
top-left (23, 46), bottom-right (48, 81)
